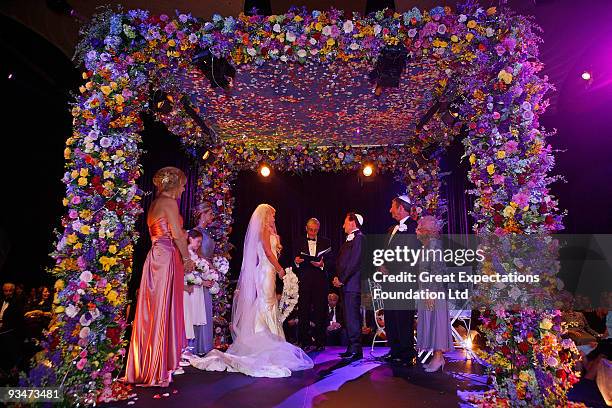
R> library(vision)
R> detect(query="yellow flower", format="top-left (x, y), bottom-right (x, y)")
top-left (486, 164), bottom-right (495, 175)
top-left (79, 168), bottom-right (88, 177)
top-left (540, 318), bottom-right (553, 330)
top-left (62, 198), bottom-right (69, 206)
top-left (487, 7), bottom-right (497, 15)
top-left (465, 33), bottom-right (474, 42)
top-left (503, 205), bottom-right (516, 218)
top-left (71, 170), bottom-right (79, 179)
top-left (100, 256), bottom-right (118, 271)
top-left (66, 234), bottom-right (78, 245)
top-left (498, 70), bottom-right (513, 85)
top-left (64, 148), bottom-right (71, 159)
top-left (110, 82), bottom-right (117, 90)
top-left (451, 35), bottom-right (459, 43)
top-left (168, 39), bottom-right (176, 47)
top-left (103, 170), bottom-right (113, 179)
top-left (109, 245), bottom-right (117, 254)
top-left (85, 81), bottom-right (93, 90)
top-left (114, 94), bottom-right (125, 105)
top-left (519, 370), bottom-right (530, 382)
top-left (467, 20), bottom-right (477, 29)
top-left (80, 225), bottom-right (91, 235)
top-left (55, 306), bottom-right (65, 314)
top-left (294, 15), bottom-right (303, 22)
top-left (78, 177), bottom-right (88, 186)
top-left (326, 38), bottom-right (335, 46)
top-left (315, 22), bottom-right (323, 31)
top-left (74, 243), bottom-right (82, 250)
top-left (100, 86), bottom-right (112, 95)
top-left (82, 72), bottom-right (88, 80)
top-left (497, 150), bottom-right (506, 159)
top-left (80, 209), bottom-right (92, 220)
top-left (79, 86), bottom-right (86, 93)
top-left (115, 149), bottom-right (124, 157)
top-left (469, 154), bottom-right (476, 165)
top-left (107, 290), bottom-right (119, 305)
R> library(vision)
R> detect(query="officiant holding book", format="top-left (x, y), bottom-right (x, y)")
top-left (294, 218), bottom-right (332, 352)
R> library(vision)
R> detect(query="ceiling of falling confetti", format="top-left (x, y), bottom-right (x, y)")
top-left (180, 58), bottom-right (445, 148)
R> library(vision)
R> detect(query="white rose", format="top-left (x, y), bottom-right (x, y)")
top-left (309, 38), bottom-right (317, 45)
top-left (216, 199), bottom-right (223, 206)
top-left (343, 20), bottom-right (354, 34)
top-left (373, 24), bottom-right (382, 35)
top-left (273, 23), bottom-right (281, 33)
top-left (79, 271), bottom-right (93, 283)
top-left (65, 304), bottom-right (79, 318)
top-left (322, 25), bottom-right (332, 36)
top-left (280, 55), bottom-right (288, 62)
top-left (349, 42), bottom-right (359, 50)
top-left (458, 14), bottom-right (467, 23)
top-left (79, 326), bottom-right (91, 339)
top-left (297, 49), bottom-right (307, 58)
top-left (246, 47), bottom-right (256, 56)
top-left (486, 27), bottom-right (494, 37)
top-left (286, 32), bottom-right (296, 42)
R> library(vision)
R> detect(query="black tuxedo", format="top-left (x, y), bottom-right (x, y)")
top-left (295, 235), bottom-right (332, 347)
top-left (384, 220), bottom-right (417, 360)
top-left (335, 229), bottom-right (364, 354)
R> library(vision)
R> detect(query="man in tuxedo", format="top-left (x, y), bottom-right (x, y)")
top-left (333, 213), bottom-right (365, 361)
top-left (0, 282), bottom-right (24, 370)
top-left (380, 195), bottom-right (418, 366)
top-left (294, 218), bottom-right (332, 352)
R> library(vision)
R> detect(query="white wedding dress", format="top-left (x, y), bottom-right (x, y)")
top-left (189, 204), bottom-right (313, 377)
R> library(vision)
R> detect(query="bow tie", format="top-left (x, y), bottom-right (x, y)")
top-left (307, 238), bottom-right (316, 241)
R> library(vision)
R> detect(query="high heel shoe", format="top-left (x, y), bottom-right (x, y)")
top-left (424, 358), bottom-right (445, 372)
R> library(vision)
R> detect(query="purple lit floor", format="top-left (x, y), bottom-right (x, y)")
top-left (110, 347), bottom-right (492, 407)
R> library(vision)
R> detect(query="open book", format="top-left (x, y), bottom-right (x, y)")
top-left (300, 247), bottom-right (331, 263)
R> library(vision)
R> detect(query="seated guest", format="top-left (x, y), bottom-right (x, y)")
top-left (24, 287), bottom-right (37, 310)
top-left (0, 282), bottom-right (24, 371)
top-left (24, 286), bottom-right (53, 340)
top-left (326, 292), bottom-right (346, 346)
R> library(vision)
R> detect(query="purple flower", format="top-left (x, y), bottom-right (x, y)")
top-left (512, 192), bottom-right (530, 208)
top-left (99, 137), bottom-right (112, 148)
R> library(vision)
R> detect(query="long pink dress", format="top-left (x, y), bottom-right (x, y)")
top-left (124, 217), bottom-right (186, 386)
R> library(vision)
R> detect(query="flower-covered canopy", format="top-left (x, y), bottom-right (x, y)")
top-left (29, 4), bottom-right (574, 407)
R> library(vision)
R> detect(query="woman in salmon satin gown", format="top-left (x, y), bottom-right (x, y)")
top-left (124, 167), bottom-right (194, 387)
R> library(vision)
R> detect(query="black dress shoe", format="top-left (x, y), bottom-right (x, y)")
top-left (343, 352), bottom-right (363, 361)
top-left (339, 350), bottom-right (352, 358)
top-left (391, 356), bottom-right (417, 367)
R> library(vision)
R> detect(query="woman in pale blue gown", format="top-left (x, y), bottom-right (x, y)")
top-left (416, 216), bottom-right (453, 373)
top-left (191, 204), bottom-right (215, 355)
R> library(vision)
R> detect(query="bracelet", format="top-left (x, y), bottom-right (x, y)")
top-left (182, 256), bottom-right (190, 262)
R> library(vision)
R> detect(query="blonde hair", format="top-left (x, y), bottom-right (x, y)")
top-left (153, 167), bottom-right (186, 194)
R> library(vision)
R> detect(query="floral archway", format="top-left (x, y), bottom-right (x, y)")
top-left (28, 4), bottom-right (578, 406)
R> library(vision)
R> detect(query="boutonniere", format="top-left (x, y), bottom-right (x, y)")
top-left (398, 223), bottom-right (407, 232)
top-left (346, 232), bottom-right (355, 241)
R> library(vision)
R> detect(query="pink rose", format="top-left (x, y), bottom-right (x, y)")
top-left (76, 358), bottom-right (87, 370)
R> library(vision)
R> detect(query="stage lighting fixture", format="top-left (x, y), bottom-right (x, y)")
top-left (581, 71), bottom-right (592, 81)
top-left (192, 48), bottom-right (236, 90)
top-left (151, 90), bottom-right (173, 114)
top-left (368, 44), bottom-right (408, 96)
top-left (362, 164), bottom-right (374, 177)
top-left (259, 164), bottom-right (271, 177)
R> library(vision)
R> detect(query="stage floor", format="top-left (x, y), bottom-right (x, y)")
top-left (111, 347), bottom-right (490, 407)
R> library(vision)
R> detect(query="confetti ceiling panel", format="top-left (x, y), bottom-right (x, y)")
top-left (180, 58), bottom-right (445, 148)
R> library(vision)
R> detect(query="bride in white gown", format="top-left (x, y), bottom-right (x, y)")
top-left (189, 204), bottom-right (313, 377)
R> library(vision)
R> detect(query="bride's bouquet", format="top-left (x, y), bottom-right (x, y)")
top-left (279, 267), bottom-right (299, 322)
top-left (186, 249), bottom-right (209, 286)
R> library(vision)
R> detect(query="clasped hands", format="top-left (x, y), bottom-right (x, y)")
top-left (332, 276), bottom-right (343, 288)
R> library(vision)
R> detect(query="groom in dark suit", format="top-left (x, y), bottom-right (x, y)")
top-left (333, 212), bottom-right (365, 361)
top-left (294, 218), bottom-right (332, 352)
top-left (379, 195), bottom-right (418, 366)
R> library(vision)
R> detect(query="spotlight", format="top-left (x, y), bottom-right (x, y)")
top-left (7, 73), bottom-right (13, 80)
top-left (259, 164), bottom-right (271, 177)
top-left (151, 90), bottom-right (173, 114)
top-left (192, 48), bottom-right (236, 90)
top-left (581, 71), bottom-right (592, 81)
top-left (368, 44), bottom-right (408, 95)
top-left (362, 164), bottom-right (374, 177)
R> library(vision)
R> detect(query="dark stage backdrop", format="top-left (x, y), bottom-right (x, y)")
top-left (228, 170), bottom-right (405, 276)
